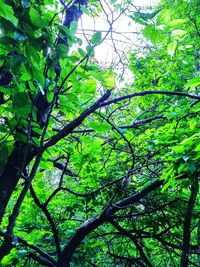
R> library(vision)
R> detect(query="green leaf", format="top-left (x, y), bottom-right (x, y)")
top-left (89, 121), bottom-right (111, 133)
top-left (0, 87), bottom-right (11, 95)
top-left (25, 45), bottom-right (39, 63)
top-left (32, 137), bottom-right (40, 146)
top-left (0, 58), bottom-right (4, 67)
top-left (56, 44), bottom-right (69, 58)
top-left (32, 67), bottom-right (45, 89)
top-left (194, 143), bottom-right (200, 152)
top-left (47, 91), bottom-right (54, 103)
top-left (91, 70), bottom-right (105, 83)
top-left (8, 55), bottom-right (24, 71)
top-left (169, 19), bottom-right (188, 27)
top-left (15, 132), bottom-right (27, 142)
top-left (181, 136), bottom-right (194, 146)
top-left (0, 37), bottom-right (16, 45)
top-left (178, 164), bottom-right (187, 174)
top-left (86, 45), bottom-right (94, 57)
top-left (81, 79), bottom-right (97, 94)
top-left (78, 48), bottom-right (87, 57)
top-left (0, 0), bottom-right (18, 26)
top-left (143, 25), bottom-right (163, 45)
top-left (20, 72), bottom-right (32, 81)
top-left (8, 118), bottom-right (18, 131)
top-left (161, 181), bottom-right (171, 192)
top-left (167, 40), bottom-right (177, 56)
top-left (156, 9), bottom-right (172, 25)
top-left (29, 8), bottom-right (48, 28)
top-left (172, 29), bottom-right (187, 37)
top-left (129, 14), bottom-right (148, 26)
top-left (0, 125), bottom-right (8, 133)
top-left (171, 145), bottom-right (185, 153)
top-left (32, 127), bottom-right (43, 135)
top-left (102, 69), bottom-right (116, 89)
top-left (13, 92), bottom-right (31, 118)
top-left (91, 31), bottom-right (102, 45)
top-left (189, 119), bottom-right (197, 130)
top-left (184, 77), bottom-right (200, 91)
top-left (40, 160), bottom-right (54, 170)
top-left (69, 21), bottom-right (78, 36)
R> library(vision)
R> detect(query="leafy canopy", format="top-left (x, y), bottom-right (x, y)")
top-left (0, 0), bottom-right (199, 266)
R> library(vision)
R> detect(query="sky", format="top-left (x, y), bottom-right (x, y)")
top-left (76, 0), bottom-right (160, 85)
top-left (78, 0), bottom-right (159, 66)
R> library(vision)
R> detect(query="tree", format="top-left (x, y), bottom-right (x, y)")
top-left (0, 0), bottom-right (199, 266)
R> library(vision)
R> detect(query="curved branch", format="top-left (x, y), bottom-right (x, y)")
top-left (42, 90), bottom-right (111, 151)
top-left (28, 252), bottom-right (55, 267)
top-left (120, 115), bottom-right (164, 129)
top-left (108, 251), bottom-right (146, 267)
top-left (53, 114), bottom-right (164, 134)
top-left (100, 90), bottom-right (200, 108)
top-left (30, 186), bottom-right (61, 258)
top-left (57, 179), bottom-right (163, 266)
top-left (0, 231), bottom-right (56, 265)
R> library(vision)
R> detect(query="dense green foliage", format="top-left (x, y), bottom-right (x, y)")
top-left (0, 0), bottom-right (199, 266)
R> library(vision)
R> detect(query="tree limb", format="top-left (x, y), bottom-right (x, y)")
top-left (0, 231), bottom-right (56, 265)
top-left (109, 219), bottom-right (153, 267)
top-left (57, 179), bottom-right (163, 266)
top-left (100, 90), bottom-right (200, 108)
top-left (30, 186), bottom-right (61, 258)
top-left (180, 180), bottom-right (199, 267)
top-left (42, 90), bottom-right (111, 151)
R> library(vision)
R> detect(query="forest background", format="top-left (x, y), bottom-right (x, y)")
top-left (0, 0), bottom-right (199, 266)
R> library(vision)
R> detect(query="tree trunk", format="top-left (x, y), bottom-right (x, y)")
top-left (0, 0), bottom-right (88, 224)
top-left (0, 143), bottom-right (36, 224)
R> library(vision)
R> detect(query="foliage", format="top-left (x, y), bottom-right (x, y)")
top-left (0, 0), bottom-right (199, 266)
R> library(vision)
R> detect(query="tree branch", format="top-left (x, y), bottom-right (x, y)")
top-left (109, 219), bottom-right (153, 267)
top-left (57, 179), bottom-right (163, 266)
top-left (30, 186), bottom-right (61, 258)
top-left (52, 114), bottom-right (164, 134)
top-left (0, 231), bottom-right (56, 265)
top-left (28, 252), bottom-right (56, 267)
top-left (180, 181), bottom-right (199, 267)
top-left (42, 90), bottom-right (111, 151)
top-left (100, 90), bottom-right (200, 108)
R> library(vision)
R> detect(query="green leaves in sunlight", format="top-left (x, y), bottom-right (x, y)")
top-left (81, 78), bottom-right (97, 94)
top-left (167, 40), bottom-right (177, 56)
top-left (184, 77), bottom-right (200, 91)
top-left (89, 121), bottom-right (111, 133)
top-left (143, 25), bottom-right (163, 45)
top-left (29, 8), bottom-right (49, 28)
top-left (161, 132), bottom-right (200, 192)
top-left (0, 0), bottom-right (18, 26)
top-left (91, 31), bottom-right (102, 45)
